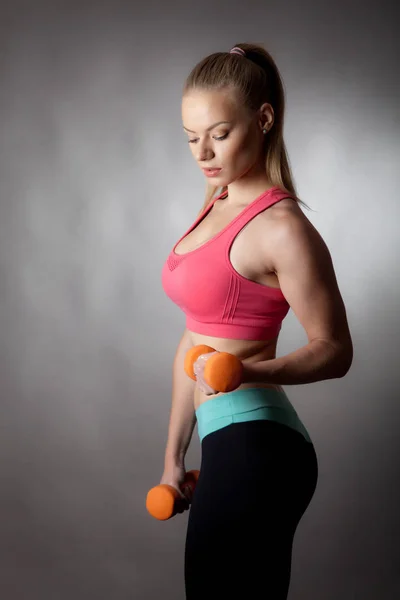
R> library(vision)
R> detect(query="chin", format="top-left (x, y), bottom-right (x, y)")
top-left (211, 174), bottom-right (230, 185)
top-left (205, 177), bottom-right (225, 186)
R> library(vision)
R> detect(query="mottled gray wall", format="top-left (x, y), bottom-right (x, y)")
top-left (0, 0), bottom-right (399, 598)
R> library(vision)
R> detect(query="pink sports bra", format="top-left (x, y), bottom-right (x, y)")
top-left (161, 186), bottom-right (293, 341)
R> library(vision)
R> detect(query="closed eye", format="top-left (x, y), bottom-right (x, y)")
top-left (188, 133), bottom-right (229, 144)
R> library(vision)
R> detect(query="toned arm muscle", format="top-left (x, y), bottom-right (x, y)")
top-left (243, 211), bottom-right (353, 385)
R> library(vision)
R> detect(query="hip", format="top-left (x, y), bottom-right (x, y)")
top-left (195, 385), bottom-right (312, 445)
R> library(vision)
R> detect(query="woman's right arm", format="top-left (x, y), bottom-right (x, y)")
top-left (160, 202), bottom-right (209, 500)
top-left (160, 329), bottom-right (197, 505)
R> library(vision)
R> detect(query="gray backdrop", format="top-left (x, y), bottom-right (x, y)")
top-left (1, 0), bottom-right (399, 598)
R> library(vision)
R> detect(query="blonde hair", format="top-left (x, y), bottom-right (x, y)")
top-left (183, 42), bottom-right (311, 212)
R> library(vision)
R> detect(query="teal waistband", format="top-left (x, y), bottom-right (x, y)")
top-left (195, 387), bottom-right (312, 444)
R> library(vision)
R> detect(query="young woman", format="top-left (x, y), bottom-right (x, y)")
top-left (160, 43), bottom-right (353, 599)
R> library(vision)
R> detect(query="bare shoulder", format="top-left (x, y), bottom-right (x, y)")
top-left (253, 198), bottom-right (316, 269)
top-left (260, 199), bottom-right (326, 261)
top-left (261, 199), bottom-right (353, 353)
top-left (267, 197), bottom-right (310, 226)
top-left (257, 197), bottom-right (308, 235)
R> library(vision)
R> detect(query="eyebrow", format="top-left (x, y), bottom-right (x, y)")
top-left (183, 120), bottom-right (231, 133)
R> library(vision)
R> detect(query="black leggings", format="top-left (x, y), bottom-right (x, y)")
top-left (184, 420), bottom-right (318, 599)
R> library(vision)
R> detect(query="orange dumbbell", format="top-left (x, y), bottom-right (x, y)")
top-left (184, 344), bottom-right (243, 393)
top-left (146, 469), bottom-right (200, 521)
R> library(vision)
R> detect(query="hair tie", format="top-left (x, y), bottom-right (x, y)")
top-left (229, 47), bottom-right (246, 57)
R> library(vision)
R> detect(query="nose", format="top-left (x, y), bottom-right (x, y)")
top-left (196, 140), bottom-right (215, 163)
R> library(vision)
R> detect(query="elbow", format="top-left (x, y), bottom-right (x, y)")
top-left (336, 340), bottom-right (354, 378)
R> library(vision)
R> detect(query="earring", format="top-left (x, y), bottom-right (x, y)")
top-left (263, 129), bottom-right (267, 134)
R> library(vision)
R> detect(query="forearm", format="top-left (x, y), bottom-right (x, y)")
top-left (164, 330), bottom-right (197, 470)
top-left (242, 338), bottom-right (353, 386)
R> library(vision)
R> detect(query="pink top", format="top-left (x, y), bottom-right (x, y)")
top-left (161, 186), bottom-right (293, 341)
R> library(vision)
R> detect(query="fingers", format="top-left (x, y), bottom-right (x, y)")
top-left (195, 376), bottom-right (217, 395)
top-left (193, 356), bottom-right (217, 395)
top-left (175, 490), bottom-right (190, 514)
top-left (182, 483), bottom-right (193, 502)
top-left (177, 482), bottom-right (195, 513)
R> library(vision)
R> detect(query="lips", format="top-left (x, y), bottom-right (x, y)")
top-left (203, 168), bottom-right (222, 177)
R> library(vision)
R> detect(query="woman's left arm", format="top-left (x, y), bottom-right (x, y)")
top-left (242, 212), bottom-right (354, 386)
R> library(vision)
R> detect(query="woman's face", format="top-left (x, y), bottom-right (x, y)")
top-left (181, 87), bottom-right (270, 185)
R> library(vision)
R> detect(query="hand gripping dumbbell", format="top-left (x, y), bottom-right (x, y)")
top-left (184, 344), bottom-right (243, 393)
top-left (146, 469), bottom-right (200, 521)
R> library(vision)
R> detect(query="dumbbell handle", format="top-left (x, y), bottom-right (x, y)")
top-left (146, 469), bottom-right (200, 521)
top-left (184, 345), bottom-right (243, 393)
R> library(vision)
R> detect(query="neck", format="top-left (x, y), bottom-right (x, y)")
top-left (225, 173), bottom-right (274, 208)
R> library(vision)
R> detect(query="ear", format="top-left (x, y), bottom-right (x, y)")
top-left (259, 102), bottom-right (274, 132)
